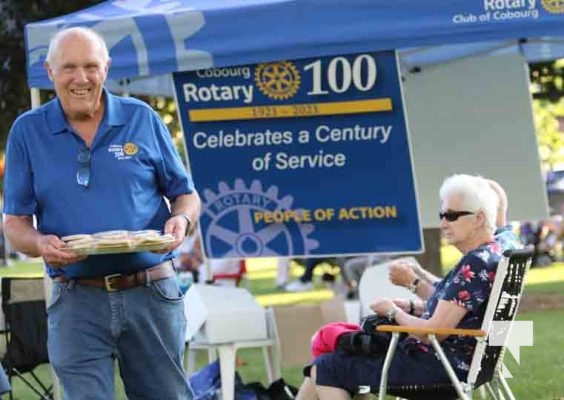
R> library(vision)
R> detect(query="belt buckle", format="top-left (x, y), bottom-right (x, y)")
top-left (104, 274), bottom-right (122, 292)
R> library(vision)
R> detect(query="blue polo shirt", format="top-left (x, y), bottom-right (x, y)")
top-left (3, 90), bottom-right (195, 278)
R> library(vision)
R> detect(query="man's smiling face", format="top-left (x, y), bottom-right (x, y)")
top-left (45, 31), bottom-right (110, 121)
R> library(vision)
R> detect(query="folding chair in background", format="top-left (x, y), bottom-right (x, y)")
top-left (212, 259), bottom-right (248, 287)
top-left (371, 247), bottom-right (534, 400)
top-left (1, 277), bottom-right (54, 400)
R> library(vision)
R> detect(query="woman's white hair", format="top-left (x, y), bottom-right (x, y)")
top-left (439, 174), bottom-right (499, 235)
top-left (45, 26), bottom-right (109, 65)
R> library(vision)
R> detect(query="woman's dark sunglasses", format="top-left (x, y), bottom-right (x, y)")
top-left (439, 211), bottom-right (474, 222)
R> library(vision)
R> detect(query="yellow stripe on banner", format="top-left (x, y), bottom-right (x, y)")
top-left (188, 98), bottom-right (393, 122)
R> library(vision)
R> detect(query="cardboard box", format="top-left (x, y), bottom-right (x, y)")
top-left (271, 297), bottom-right (351, 368)
top-left (184, 283), bottom-right (267, 344)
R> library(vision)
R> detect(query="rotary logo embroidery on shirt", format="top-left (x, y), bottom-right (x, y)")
top-left (108, 142), bottom-right (138, 160)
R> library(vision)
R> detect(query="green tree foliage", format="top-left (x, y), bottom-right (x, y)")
top-left (0, 0), bottom-right (103, 151)
top-left (147, 96), bottom-right (188, 166)
top-left (532, 100), bottom-right (564, 171)
top-left (530, 60), bottom-right (564, 101)
top-left (530, 61), bottom-right (564, 171)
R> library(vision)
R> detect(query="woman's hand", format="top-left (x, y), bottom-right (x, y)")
top-left (369, 297), bottom-right (395, 316)
top-left (388, 261), bottom-right (418, 287)
top-left (392, 298), bottom-right (412, 314)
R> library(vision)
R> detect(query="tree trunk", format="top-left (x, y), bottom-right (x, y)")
top-left (413, 227), bottom-right (443, 277)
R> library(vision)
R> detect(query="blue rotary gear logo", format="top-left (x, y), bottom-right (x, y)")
top-left (542, 0), bottom-right (564, 13)
top-left (255, 61), bottom-right (301, 100)
top-left (200, 179), bottom-right (318, 258)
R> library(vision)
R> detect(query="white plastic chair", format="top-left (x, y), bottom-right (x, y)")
top-left (358, 256), bottom-right (419, 318)
top-left (185, 307), bottom-right (281, 400)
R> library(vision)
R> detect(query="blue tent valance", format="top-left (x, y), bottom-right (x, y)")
top-left (25, 0), bottom-right (564, 95)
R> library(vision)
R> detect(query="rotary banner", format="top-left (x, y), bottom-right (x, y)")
top-left (173, 51), bottom-right (422, 259)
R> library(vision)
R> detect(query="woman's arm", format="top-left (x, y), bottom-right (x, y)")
top-left (372, 298), bottom-right (467, 343)
top-left (388, 260), bottom-right (437, 300)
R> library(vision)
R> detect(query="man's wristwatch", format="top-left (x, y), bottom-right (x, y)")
top-left (408, 277), bottom-right (420, 293)
top-left (386, 306), bottom-right (399, 322)
top-left (173, 212), bottom-right (192, 236)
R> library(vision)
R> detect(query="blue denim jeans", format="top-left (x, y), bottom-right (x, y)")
top-left (47, 275), bottom-right (192, 400)
top-left (0, 366), bottom-right (9, 394)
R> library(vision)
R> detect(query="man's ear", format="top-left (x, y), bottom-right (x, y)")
top-left (44, 62), bottom-right (53, 82)
top-left (105, 58), bottom-right (112, 74)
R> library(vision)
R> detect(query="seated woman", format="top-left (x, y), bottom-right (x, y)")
top-left (296, 174), bottom-right (520, 400)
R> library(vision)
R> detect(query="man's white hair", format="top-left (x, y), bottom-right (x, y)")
top-left (45, 26), bottom-right (109, 65)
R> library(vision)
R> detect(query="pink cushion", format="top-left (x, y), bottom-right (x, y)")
top-left (311, 322), bottom-right (361, 358)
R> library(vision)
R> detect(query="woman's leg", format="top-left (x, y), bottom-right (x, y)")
top-left (296, 376), bottom-right (318, 400)
top-left (297, 365), bottom-right (352, 400)
top-left (314, 366), bottom-right (351, 400)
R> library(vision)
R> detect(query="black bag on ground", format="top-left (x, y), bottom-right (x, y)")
top-left (246, 378), bottom-right (298, 400)
top-left (245, 382), bottom-right (270, 400)
top-left (267, 378), bottom-right (298, 399)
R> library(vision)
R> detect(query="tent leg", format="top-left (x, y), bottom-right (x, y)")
top-left (30, 88), bottom-right (41, 109)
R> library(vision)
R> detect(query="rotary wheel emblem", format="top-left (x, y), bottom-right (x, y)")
top-left (200, 179), bottom-right (318, 258)
top-left (123, 142), bottom-right (138, 156)
top-left (542, 0), bottom-right (564, 13)
top-left (255, 61), bottom-right (301, 100)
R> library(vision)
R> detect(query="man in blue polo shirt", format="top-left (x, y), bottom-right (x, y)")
top-left (3, 27), bottom-right (200, 399)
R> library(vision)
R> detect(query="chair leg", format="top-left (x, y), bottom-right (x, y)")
top-left (497, 375), bottom-right (516, 400)
top-left (217, 344), bottom-right (237, 400)
top-left (485, 380), bottom-right (505, 400)
top-left (29, 370), bottom-right (53, 397)
top-left (261, 345), bottom-right (281, 383)
top-left (476, 385), bottom-right (487, 399)
top-left (12, 369), bottom-right (52, 400)
top-left (378, 332), bottom-right (401, 400)
top-left (429, 336), bottom-right (470, 400)
top-left (261, 346), bottom-right (274, 383)
top-left (207, 347), bottom-right (217, 363)
top-left (185, 346), bottom-right (200, 374)
top-left (185, 344), bottom-right (219, 374)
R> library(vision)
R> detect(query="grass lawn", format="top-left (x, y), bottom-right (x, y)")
top-left (1, 254), bottom-right (563, 399)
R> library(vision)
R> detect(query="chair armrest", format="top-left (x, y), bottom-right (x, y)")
top-left (376, 324), bottom-right (486, 337)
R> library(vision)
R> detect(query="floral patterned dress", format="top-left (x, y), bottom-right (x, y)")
top-left (401, 229), bottom-right (519, 378)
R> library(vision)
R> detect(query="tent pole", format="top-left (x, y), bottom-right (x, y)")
top-left (31, 86), bottom-right (63, 400)
top-left (30, 88), bottom-right (41, 109)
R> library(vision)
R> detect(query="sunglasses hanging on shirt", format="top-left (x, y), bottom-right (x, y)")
top-left (76, 147), bottom-right (91, 188)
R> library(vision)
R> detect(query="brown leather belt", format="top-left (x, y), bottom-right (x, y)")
top-left (53, 261), bottom-right (175, 292)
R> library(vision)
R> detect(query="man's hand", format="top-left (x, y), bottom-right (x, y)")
top-left (152, 215), bottom-right (187, 253)
top-left (37, 234), bottom-right (87, 268)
